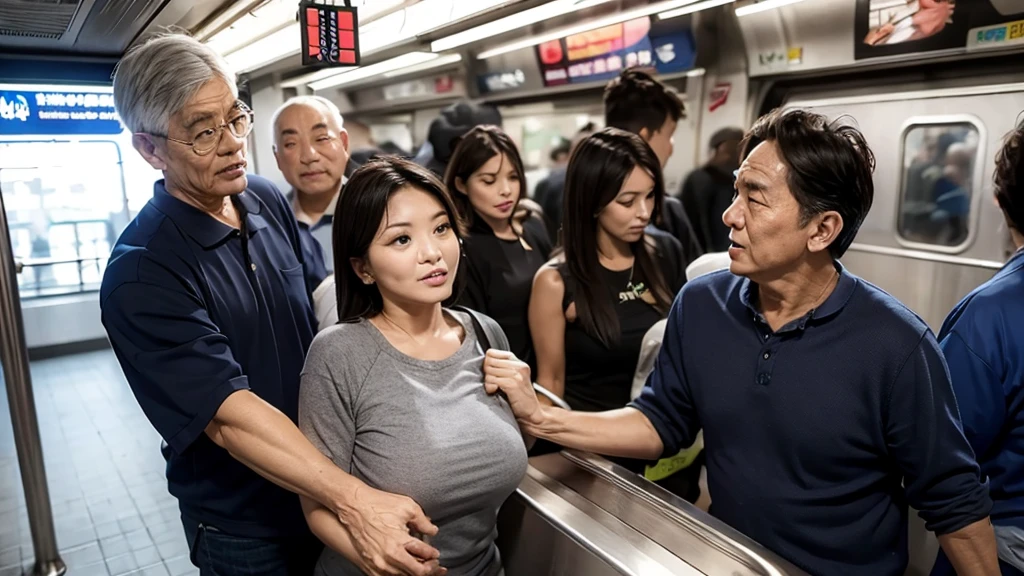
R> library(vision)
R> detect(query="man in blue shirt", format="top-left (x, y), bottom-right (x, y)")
top-left (271, 95), bottom-right (350, 292)
top-left (485, 108), bottom-right (999, 575)
top-left (101, 33), bottom-right (443, 576)
top-left (933, 118), bottom-right (1024, 576)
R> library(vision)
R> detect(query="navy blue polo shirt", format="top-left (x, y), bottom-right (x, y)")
top-left (939, 248), bottom-right (1024, 530)
top-left (100, 175), bottom-right (317, 538)
top-left (631, 264), bottom-right (991, 575)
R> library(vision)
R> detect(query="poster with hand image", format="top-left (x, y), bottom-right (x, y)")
top-left (855, 0), bottom-right (1024, 60)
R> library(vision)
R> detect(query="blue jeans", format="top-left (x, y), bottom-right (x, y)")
top-left (182, 518), bottom-right (323, 576)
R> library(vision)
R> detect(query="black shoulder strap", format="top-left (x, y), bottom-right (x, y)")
top-left (451, 306), bottom-right (510, 351)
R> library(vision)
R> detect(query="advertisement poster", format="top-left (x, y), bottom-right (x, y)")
top-left (0, 90), bottom-right (123, 136)
top-left (855, 0), bottom-right (1024, 60)
top-left (536, 16), bottom-right (696, 87)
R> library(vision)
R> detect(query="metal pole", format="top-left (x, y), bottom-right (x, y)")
top-left (0, 190), bottom-right (65, 576)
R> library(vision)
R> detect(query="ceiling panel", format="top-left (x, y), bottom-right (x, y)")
top-left (0, 0), bottom-right (236, 58)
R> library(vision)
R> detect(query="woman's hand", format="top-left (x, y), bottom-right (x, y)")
top-left (483, 350), bottom-right (543, 426)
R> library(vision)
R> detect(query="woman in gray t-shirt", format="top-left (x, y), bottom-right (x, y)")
top-left (298, 157), bottom-right (529, 576)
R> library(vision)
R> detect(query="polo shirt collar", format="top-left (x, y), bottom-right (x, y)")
top-left (290, 176), bottom-right (345, 228)
top-left (151, 179), bottom-right (267, 249)
top-left (740, 261), bottom-right (856, 333)
top-left (996, 245), bottom-right (1024, 279)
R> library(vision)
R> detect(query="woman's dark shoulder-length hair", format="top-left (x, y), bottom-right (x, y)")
top-left (332, 156), bottom-right (467, 322)
top-left (561, 127), bottom-right (674, 347)
top-left (443, 124), bottom-right (527, 228)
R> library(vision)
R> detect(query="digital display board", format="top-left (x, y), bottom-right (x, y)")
top-left (0, 89), bottom-right (123, 136)
top-left (300, 2), bottom-right (360, 67)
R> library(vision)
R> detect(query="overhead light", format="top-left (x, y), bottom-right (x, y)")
top-left (430, 0), bottom-right (613, 53)
top-left (659, 0), bottom-right (736, 20)
top-left (205, 0), bottom-right (298, 56)
top-left (362, 0), bottom-right (513, 56)
top-left (224, 24), bottom-right (300, 74)
top-left (382, 53), bottom-right (463, 78)
top-left (734, 0), bottom-right (807, 17)
top-left (686, 67), bottom-right (706, 77)
top-left (307, 52), bottom-right (442, 91)
top-left (476, 0), bottom-right (716, 60)
top-left (0, 83), bottom-right (110, 93)
top-left (283, 52), bottom-right (459, 89)
top-left (195, 0), bottom-right (265, 42)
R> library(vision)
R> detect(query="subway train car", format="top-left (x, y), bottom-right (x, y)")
top-left (2, 1), bottom-right (1023, 575)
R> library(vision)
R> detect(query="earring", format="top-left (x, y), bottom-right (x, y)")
top-left (363, 274), bottom-right (374, 285)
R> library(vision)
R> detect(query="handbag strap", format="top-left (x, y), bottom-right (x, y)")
top-left (450, 305), bottom-right (510, 351)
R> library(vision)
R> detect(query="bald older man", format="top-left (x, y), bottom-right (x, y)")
top-left (272, 96), bottom-right (350, 289)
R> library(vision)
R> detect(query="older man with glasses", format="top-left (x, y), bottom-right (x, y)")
top-left (100, 33), bottom-right (444, 576)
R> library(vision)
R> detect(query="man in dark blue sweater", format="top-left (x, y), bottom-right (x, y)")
top-left (486, 108), bottom-right (999, 575)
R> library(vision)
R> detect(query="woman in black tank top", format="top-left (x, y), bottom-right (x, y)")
top-left (529, 128), bottom-right (694, 500)
top-left (446, 126), bottom-right (553, 374)
top-left (529, 128), bottom-right (684, 413)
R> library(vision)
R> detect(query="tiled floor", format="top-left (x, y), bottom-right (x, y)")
top-left (0, 349), bottom-right (197, 576)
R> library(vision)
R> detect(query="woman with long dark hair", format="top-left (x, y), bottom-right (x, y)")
top-left (528, 128), bottom-right (695, 498)
top-left (529, 127), bottom-right (685, 413)
top-left (298, 157), bottom-right (529, 576)
top-left (445, 125), bottom-right (552, 373)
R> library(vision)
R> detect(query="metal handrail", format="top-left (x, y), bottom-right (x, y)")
top-left (559, 450), bottom-right (807, 576)
top-left (515, 469), bottom-right (702, 576)
top-left (14, 256), bottom-right (105, 298)
top-left (533, 382), bottom-right (572, 411)
top-left (18, 256), bottom-right (104, 267)
top-left (0, 189), bottom-right (66, 576)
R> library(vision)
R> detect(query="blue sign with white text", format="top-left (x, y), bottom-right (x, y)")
top-left (0, 90), bottom-right (124, 136)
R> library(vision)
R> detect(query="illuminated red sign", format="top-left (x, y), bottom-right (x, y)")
top-left (301, 2), bottom-right (359, 67)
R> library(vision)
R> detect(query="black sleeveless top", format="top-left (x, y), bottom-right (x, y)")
top-left (558, 232), bottom-right (686, 412)
top-left (459, 213), bottom-right (552, 373)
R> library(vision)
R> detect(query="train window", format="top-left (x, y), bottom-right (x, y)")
top-left (897, 123), bottom-right (981, 248)
top-left (0, 141), bottom-right (131, 299)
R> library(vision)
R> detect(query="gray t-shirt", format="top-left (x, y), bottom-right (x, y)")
top-left (299, 310), bottom-right (528, 576)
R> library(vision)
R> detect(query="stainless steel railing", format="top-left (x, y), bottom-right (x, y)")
top-left (0, 190), bottom-right (66, 576)
top-left (498, 446), bottom-right (810, 576)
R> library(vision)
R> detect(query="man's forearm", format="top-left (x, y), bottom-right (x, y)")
top-left (301, 496), bottom-right (360, 559)
top-left (205, 390), bottom-right (359, 515)
top-left (938, 517), bottom-right (999, 576)
top-left (523, 406), bottom-right (664, 460)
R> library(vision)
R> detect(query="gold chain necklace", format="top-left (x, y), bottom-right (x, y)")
top-left (809, 269), bottom-right (840, 312)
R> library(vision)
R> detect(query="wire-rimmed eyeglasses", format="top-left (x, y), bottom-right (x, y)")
top-left (150, 102), bottom-right (254, 156)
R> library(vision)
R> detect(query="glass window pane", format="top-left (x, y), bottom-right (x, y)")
top-left (0, 140), bottom-right (127, 298)
top-left (898, 123), bottom-right (979, 247)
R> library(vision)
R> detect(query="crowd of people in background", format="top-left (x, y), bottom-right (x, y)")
top-left (96, 30), bottom-right (1024, 576)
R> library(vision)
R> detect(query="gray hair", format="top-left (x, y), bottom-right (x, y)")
top-left (271, 95), bottom-right (346, 149)
top-left (113, 33), bottom-right (236, 135)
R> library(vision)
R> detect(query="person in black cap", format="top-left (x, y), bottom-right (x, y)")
top-left (679, 126), bottom-right (745, 253)
top-left (413, 101), bottom-right (503, 177)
